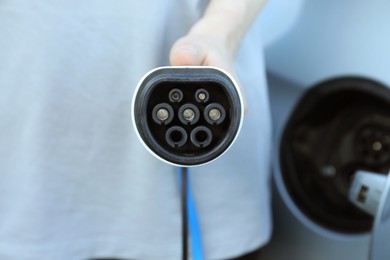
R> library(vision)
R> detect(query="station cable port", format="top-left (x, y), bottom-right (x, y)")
top-left (280, 77), bottom-right (390, 233)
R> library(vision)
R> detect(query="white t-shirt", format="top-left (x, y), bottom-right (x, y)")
top-left (0, 1), bottom-right (272, 259)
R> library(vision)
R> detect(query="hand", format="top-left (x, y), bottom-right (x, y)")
top-left (169, 0), bottom-right (267, 112)
top-left (170, 34), bottom-right (246, 111)
top-left (169, 32), bottom-right (235, 77)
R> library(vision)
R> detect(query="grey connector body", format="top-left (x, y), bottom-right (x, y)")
top-left (349, 170), bottom-right (387, 216)
top-left (349, 170), bottom-right (390, 260)
top-left (132, 66), bottom-right (244, 167)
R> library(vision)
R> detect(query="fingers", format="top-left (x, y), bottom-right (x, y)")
top-left (169, 38), bottom-right (205, 66)
top-left (169, 36), bottom-right (230, 71)
top-left (169, 36), bottom-right (248, 112)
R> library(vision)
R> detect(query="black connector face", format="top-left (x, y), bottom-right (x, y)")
top-left (132, 67), bottom-right (243, 166)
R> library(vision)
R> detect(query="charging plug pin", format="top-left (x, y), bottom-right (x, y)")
top-left (183, 108), bottom-right (196, 122)
top-left (157, 108), bottom-right (170, 121)
top-left (209, 108), bottom-right (221, 121)
top-left (198, 92), bottom-right (206, 101)
top-left (172, 93), bottom-right (180, 100)
top-left (372, 141), bottom-right (383, 151)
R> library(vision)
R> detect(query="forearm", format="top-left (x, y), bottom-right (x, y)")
top-left (189, 0), bottom-right (267, 55)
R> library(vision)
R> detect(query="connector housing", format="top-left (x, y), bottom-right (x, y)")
top-left (132, 66), bottom-right (244, 166)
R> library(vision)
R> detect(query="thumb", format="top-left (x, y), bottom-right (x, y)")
top-left (169, 39), bottom-right (205, 66)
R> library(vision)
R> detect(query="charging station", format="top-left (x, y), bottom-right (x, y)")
top-left (260, 0), bottom-right (390, 259)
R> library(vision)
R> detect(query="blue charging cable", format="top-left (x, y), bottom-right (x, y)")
top-left (178, 167), bottom-right (204, 260)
